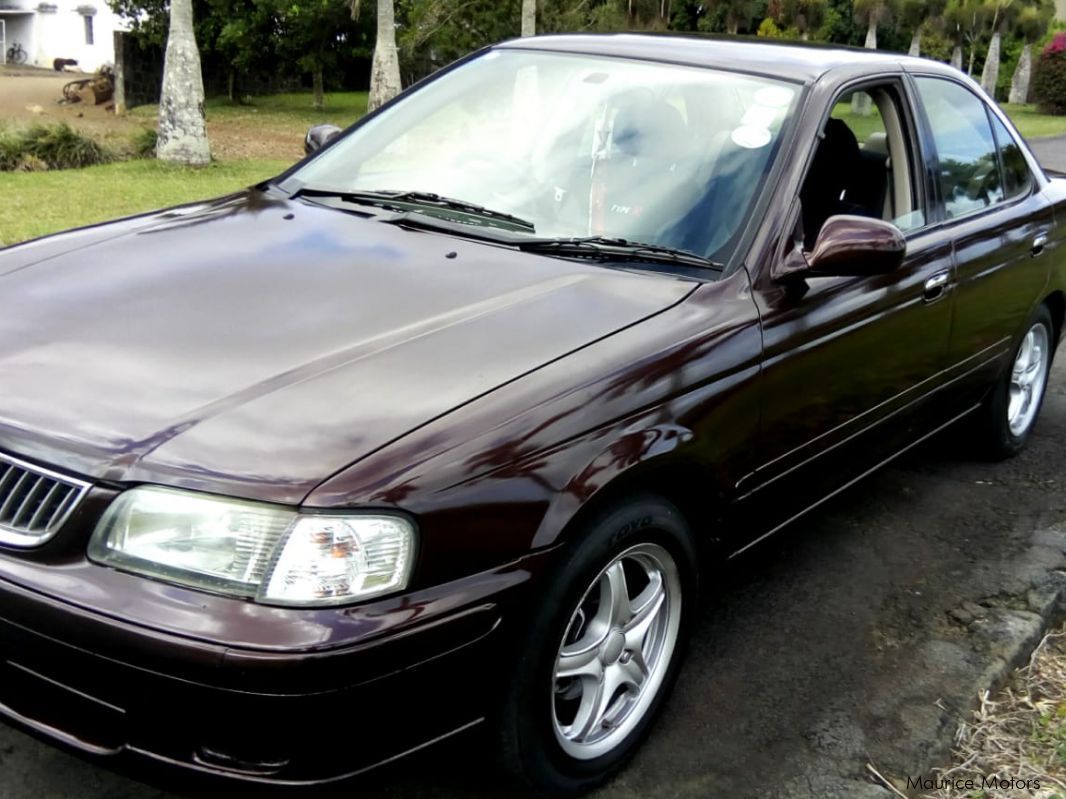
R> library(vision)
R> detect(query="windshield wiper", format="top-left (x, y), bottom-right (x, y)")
top-left (517, 236), bottom-right (722, 270)
top-left (293, 187), bottom-right (536, 233)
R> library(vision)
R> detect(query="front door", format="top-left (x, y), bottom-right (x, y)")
top-left (733, 80), bottom-right (956, 546)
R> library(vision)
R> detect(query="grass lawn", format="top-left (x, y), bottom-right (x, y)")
top-left (0, 159), bottom-right (292, 247)
top-left (1000, 103), bottom-right (1066, 140)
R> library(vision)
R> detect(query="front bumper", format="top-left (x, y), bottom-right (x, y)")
top-left (0, 547), bottom-right (543, 788)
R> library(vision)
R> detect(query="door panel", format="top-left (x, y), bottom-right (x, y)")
top-left (944, 194), bottom-right (1053, 399)
top-left (743, 228), bottom-right (954, 525)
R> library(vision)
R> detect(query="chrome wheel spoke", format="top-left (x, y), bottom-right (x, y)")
top-left (619, 650), bottom-right (649, 690)
top-left (556, 645), bottom-right (602, 681)
top-left (569, 670), bottom-right (617, 739)
top-left (602, 561), bottom-right (632, 629)
top-left (623, 573), bottom-right (666, 650)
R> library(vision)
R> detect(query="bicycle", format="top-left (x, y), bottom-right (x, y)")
top-left (5, 42), bottom-right (28, 65)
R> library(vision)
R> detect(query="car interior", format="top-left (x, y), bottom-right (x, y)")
top-left (799, 86), bottom-right (924, 250)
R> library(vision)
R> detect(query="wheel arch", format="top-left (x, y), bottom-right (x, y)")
top-left (533, 429), bottom-right (727, 567)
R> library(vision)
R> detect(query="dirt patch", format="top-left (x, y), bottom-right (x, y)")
top-left (0, 71), bottom-right (304, 161)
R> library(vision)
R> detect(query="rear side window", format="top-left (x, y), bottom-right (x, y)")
top-left (914, 77), bottom-right (1003, 218)
top-left (989, 114), bottom-right (1032, 200)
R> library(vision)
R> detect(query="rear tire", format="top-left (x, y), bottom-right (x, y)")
top-left (495, 495), bottom-right (697, 797)
top-left (975, 304), bottom-right (1055, 460)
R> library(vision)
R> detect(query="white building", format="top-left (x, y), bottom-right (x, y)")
top-left (0, 0), bottom-right (125, 72)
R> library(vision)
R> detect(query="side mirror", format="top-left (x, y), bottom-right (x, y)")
top-left (304, 124), bottom-right (342, 155)
top-left (777, 215), bottom-right (906, 280)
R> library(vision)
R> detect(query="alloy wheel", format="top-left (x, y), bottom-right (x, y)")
top-left (1008, 322), bottom-right (1050, 437)
top-left (551, 542), bottom-right (682, 760)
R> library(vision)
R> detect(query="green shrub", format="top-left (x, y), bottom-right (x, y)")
top-left (0, 123), bottom-right (112, 171)
top-left (131, 127), bottom-right (158, 158)
top-left (1033, 32), bottom-right (1066, 115)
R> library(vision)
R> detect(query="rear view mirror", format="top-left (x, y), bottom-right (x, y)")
top-left (304, 124), bottom-right (342, 155)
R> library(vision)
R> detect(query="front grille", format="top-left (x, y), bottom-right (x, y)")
top-left (0, 452), bottom-right (90, 547)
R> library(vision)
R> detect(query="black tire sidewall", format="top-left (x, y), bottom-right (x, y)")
top-left (497, 495), bottom-right (697, 797)
top-left (982, 305), bottom-right (1055, 459)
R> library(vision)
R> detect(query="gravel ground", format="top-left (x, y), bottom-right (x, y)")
top-left (2, 141), bottom-right (1066, 799)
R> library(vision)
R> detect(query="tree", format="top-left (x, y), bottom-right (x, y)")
top-left (708, 0), bottom-right (764, 33)
top-left (900, 0), bottom-right (947, 55)
top-left (853, 0), bottom-right (900, 49)
top-left (1009, 0), bottom-right (1054, 102)
top-left (980, 0), bottom-right (1019, 96)
top-left (522, 0), bottom-right (536, 34)
top-left (774, 0), bottom-right (829, 39)
top-left (367, 0), bottom-right (401, 111)
top-left (156, 0), bottom-right (210, 164)
top-left (944, 0), bottom-right (987, 73)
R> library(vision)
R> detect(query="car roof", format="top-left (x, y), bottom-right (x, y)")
top-left (498, 33), bottom-right (957, 84)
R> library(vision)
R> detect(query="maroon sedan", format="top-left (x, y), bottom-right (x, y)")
top-left (0, 35), bottom-right (1062, 797)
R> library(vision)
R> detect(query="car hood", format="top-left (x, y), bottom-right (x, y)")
top-left (0, 191), bottom-right (695, 504)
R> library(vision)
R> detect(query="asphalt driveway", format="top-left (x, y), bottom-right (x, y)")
top-left (3, 144), bottom-right (1066, 799)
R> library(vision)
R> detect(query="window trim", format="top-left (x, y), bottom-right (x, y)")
top-left (987, 107), bottom-right (1036, 202)
top-left (905, 72), bottom-right (1038, 231)
top-left (799, 75), bottom-right (930, 241)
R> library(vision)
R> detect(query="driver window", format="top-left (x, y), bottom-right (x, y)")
top-left (799, 86), bottom-right (924, 249)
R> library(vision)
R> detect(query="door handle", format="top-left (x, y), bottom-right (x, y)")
top-left (1032, 232), bottom-right (1048, 256)
top-left (923, 271), bottom-right (950, 303)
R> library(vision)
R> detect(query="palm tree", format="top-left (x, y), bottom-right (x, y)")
top-left (368, 0), bottom-right (401, 111)
top-left (853, 0), bottom-right (901, 49)
top-left (1008, 0), bottom-right (1053, 102)
top-left (775, 0), bottom-right (828, 39)
top-left (156, 0), bottom-right (210, 165)
top-left (980, 0), bottom-right (1018, 96)
top-left (900, 0), bottom-right (947, 55)
top-left (944, 0), bottom-right (988, 74)
top-left (522, 0), bottom-right (536, 36)
top-left (710, 0), bottom-right (763, 34)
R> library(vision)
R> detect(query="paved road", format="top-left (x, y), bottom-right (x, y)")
top-left (1030, 135), bottom-right (1066, 172)
top-left (3, 145), bottom-right (1066, 799)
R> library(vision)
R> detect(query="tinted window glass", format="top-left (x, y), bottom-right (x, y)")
top-left (990, 114), bottom-right (1032, 200)
top-left (915, 78), bottom-right (1003, 218)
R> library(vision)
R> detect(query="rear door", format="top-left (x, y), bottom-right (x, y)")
top-left (910, 75), bottom-right (1054, 401)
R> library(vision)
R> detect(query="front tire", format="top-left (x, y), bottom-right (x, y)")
top-left (496, 495), bottom-right (697, 797)
top-left (976, 304), bottom-right (1055, 460)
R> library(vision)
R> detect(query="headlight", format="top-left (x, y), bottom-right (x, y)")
top-left (88, 487), bottom-right (416, 606)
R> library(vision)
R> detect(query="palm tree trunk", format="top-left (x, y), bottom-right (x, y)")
top-left (864, 18), bottom-right (877, 49)
top-left (521, 0), bottom-right (536, 37)
top-left (727, 18), bottom-right (739, 34)
top-left (1008, 42), bottom-right (1033, 104)
top-left (156, 0), bottom-right (209, 165)
top-left (850, 21), bottom-right (877, 115)
top-left (312, 66), bottom-right (324, 110)
top-left (368, 0), bottom-right (401, 112)
top-left (908, 29), bottom-right (921, 57)
top-left (980, 30), bottom-right (1001, 97)
top-left (950, 45), bottom-right (963, 70)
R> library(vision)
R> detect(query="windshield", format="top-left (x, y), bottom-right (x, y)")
top-left (284, 49), bottom-right (799, 264)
